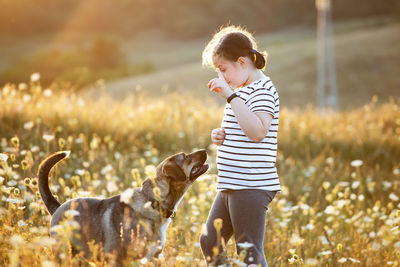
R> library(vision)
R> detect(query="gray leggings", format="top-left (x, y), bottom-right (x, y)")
top-left (199, 189), bottom-right (276, 267)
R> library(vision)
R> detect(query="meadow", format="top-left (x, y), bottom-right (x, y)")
top-left (0, 77), bottom-right (400, 266)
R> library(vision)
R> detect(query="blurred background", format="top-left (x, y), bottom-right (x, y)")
top-left (1, 0), bottom-right (399, 109)
top-left (1, 2), bottom-right (400, 265)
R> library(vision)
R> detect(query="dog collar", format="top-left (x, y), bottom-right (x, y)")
top-left (151, 199), bottom-right (176, 219)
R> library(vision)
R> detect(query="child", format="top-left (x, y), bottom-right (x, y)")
top-left (199, 25), bottom-right (281, 267)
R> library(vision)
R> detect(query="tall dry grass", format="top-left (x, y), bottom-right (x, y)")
top-left (0, 77), bottom-right (399, 266)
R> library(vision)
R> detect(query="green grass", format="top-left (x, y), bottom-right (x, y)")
top-left (0, 79), bottom-right (399, 266)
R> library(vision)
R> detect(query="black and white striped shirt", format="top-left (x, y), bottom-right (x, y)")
top-left (217, 77), bottom-right (281, 193)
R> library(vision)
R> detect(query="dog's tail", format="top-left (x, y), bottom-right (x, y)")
top-left (37, 151), bottom-right (71, 215)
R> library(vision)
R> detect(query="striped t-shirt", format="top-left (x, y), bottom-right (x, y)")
top-left (216, 76), bottom-right (281, 193)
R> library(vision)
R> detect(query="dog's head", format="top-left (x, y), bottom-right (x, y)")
top-left (159, 149), bottom-right (209, 183)
top-left (140, 149), bottom-right (208, 216)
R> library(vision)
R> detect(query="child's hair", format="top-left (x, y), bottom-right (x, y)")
top-left (202, 25), bottom-right (268, 70)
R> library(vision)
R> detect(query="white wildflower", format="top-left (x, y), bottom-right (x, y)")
top-left (324, 205), bottom-right (338, 215)
top-left (371, 241), bottom-right (381, 251)
top-left (31, 146), bottom-right (40, 152)
top-left (348, 257), bottom-right (360, 263)
top-left (43, 134), bottom-right (55, 142)
top-left (18, 220), bottom-right (28, 227)
top-left (237, 242), bottom-right (254, 249)
top-left (383, 181), bottom-right (392, 189)
top-left (0, 153), bottom-right (8, 161)
top-left (389, 193), bottom-right (399, 202)
top-left (101, 164), bottom-right (113, 175)
top-left (23, 121), bottom-right (34, 130)
top-left (106, 181), bottom-right (118, 193)
top-left (338, 257), bottom-right (347, 263)
top-left (43, 89), bottom-right (52, 97)
top-left (318, 250), bottom-right (332, 256)
top-left (30, 72), bottom-right (40, 82)
top-left (352, 181), bottom-right (360, 189)
top-left (289, 233), bottom-right (304, 246)
top-left (304, 258), bottom-right (319, 266)
top-left (351, 160), bottom-right (363, 167)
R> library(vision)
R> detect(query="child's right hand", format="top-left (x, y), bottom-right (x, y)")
top-left (211, 128), bottom-right (225, 146)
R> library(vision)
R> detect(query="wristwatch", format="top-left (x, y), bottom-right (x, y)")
top-left (227, 92), bottom-right (240, 103)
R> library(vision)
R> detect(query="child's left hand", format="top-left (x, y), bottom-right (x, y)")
top-left (208, 68), bottom-right (233, 99)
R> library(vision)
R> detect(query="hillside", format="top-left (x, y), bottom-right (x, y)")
top-left (86, 17), bottom-right (400, 110)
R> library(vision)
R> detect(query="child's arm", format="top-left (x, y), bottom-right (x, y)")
top-left (208, 69), bottom-right (274, 143)
top-left (229, 98), bottom-right (273, 143)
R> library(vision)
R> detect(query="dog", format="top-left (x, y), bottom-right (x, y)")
top-left (38, 149), bottom-right (209, 264)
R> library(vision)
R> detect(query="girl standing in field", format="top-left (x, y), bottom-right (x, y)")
top-left (199, 25), bottom-right (281, 267)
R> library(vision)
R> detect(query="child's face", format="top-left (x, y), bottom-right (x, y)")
top-left (213, 56), bottom-right (250, 89)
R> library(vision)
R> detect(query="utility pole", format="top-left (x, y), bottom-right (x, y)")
top-left (316, 0), bottom-right (338, 111)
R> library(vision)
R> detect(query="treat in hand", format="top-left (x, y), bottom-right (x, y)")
top-left (208, 81), bottom-right (221, 92)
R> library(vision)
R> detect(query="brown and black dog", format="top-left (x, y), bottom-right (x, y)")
top-left (38, 150), bottom-right (208, 264)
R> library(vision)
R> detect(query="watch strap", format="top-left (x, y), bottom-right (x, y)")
top-left (227, 92), bottom-right (239, 103)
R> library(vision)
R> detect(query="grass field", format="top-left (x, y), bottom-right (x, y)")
top-left (0, 78), bottom-right (399, 266)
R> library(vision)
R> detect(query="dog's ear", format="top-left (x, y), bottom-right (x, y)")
top-left (162, 155), bottom-right (187, 181)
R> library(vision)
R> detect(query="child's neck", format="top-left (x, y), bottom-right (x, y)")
top-left (240, 70), bottom-right (266, 87)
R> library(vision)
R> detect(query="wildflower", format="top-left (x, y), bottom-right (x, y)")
top-left (43, 88), bottom-right (52, 97)
top-left (324, 205), bottom-right (338, 215)
top-left (325, 157), bottom-right (334, 165)
top-left (348, 257), bottom-right (360, 263)
top-left (30, 72), bottom-right (40, 82)
top-left (371, 241), bottom-right (381, 251)
top-left (11, 137), bottom-right (19, 148)
top-left (58, 138), bottom-right (65, 149)
top-left (0, 153), bottom-right (8, 162)
top-left (145, 165), bottom-right (156, 178)
top-left (13, 188), bottom-right (20, 196)
top-left (21, 160), bottom-right (28, 170)
top-left (43, 134), bottom-right (55, 142)
top-left (18, 83), bottom-right (28, 90)
top-left (24, 177), bottom-right (31, 185)
top-left (106, 181), bottom-right (118, 193)
top-left (389, 193), bottom-right (399, 202)
top-left (304, 258), bottom-right (318, 266)
top-left (23, 121), bottom-right (34, 130)
top-left (322, 181), bottom-right (330, 190)
top-left (319, 236), bottom-right (329, 245)
top-left (338, 257), bottom-right (347, 263)
top-left (101, 165), bottom-right (113, 175)
top-left (237, 242), bottom-right (254, 249)
top-left (289, 233), bottom-right (304, 246)
top-left (31, 146), bottom-right (40, 152)
top-left (18, 220), bottom-right (28, 227)
top-left (318, 250), bottom-right (332, 256)
top-left (305, 224), bottom-right (315, 230)
top-left (351, 160), bottom-right (363, 167)
top-left (351, 181), bottom-right (360, 189)
top-left (393, 168), bottom-right (400, 175)
top-left (23, 94), bottom-right (31, 102)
